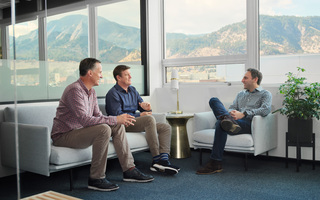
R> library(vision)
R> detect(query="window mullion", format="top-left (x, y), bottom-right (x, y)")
top-left (246, 0), bottom-right (259, 70)
top-left (38, 16), bottom-right (47, 61)
top-left (163, 55), bottom-right (246, 67)
top-left (88, 5), bottom-right (98, 58)
top-left (1, 26), bottom-right (10, 59)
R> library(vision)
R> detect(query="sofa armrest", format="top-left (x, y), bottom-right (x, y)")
top-left (152, 113), bottom-right (166, 123)
top-left (1, 122), bottom-right (51, 176)
top-left (251, 113), bottom-right (278, 156)
top-left (193, 111), bottom-right (216, 132)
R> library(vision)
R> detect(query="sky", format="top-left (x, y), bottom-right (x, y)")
top-left (10, 0), bottom-right (320, 37)
top-left (165, 0), bottom-right (320, 35)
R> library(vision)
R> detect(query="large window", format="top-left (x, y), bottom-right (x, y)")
top-left (46, 9), bottom-right (88, 99)
top-left (96, 0), bottom-right (145, 94)
top-left (0, 0), bottom-right (147, 103)
top-left (164, 0), bottom-right (246, 59)
top-left (9, 19), bottom-right (39, 60)
top-left (47, 9), bottom-right (88, 62)
top-left (4, 19), bottom-right (42, 101)
top-left (97, 0), bottom-right (141, 64)
top-left (163, 0), bottom-right (247, 83)
top-left (259, 0), bottom-right (320, 84)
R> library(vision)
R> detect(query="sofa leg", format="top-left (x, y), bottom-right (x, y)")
top-left (244, 153), bottom-right (248, 171)
top-left (69, 169), bottom-right (74, 191)
top-left (199, 149), bottom-right (202, 165)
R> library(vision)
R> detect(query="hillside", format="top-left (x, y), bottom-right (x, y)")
top-left (11, 15), bottom-right (320, 61)
top-left (166, 15), bottom-right (320, 58)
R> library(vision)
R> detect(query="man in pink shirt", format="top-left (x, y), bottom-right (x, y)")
top-left (51, 58), bottom-right (153, 192)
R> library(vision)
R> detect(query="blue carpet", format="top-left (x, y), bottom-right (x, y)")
top-left (1, 150), bottom-right (319, 200)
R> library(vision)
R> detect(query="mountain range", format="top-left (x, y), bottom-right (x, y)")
top-left (12, 15), bottom-right (320, 61)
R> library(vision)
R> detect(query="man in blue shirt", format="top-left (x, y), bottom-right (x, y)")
top-left (196, 68), bottom-right (272, 175)
top-left (105, 65), bottom-right (180, 175)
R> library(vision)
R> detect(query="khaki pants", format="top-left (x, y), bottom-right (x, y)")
top-left (53, 124), bottom-right (135, 179)
top-left (125, 115), bottom-right (171, 157)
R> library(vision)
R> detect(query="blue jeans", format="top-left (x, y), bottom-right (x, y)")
top-left (209, 97), bottom-right (252, 161)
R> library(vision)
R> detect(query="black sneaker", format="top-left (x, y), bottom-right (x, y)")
top-left (88, 178), bottom-right (119, 192)
top-left (150, 160), bottom-right (179, 175)
top-left (123, 167), bottom-right (154, 182)
top-left (220, 115), bottom-right (241, 133)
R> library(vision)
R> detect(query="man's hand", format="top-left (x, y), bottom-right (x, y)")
top-left (116, 114), bottom-right (136, 127)
top-left (229, 110), bottom-right (245, 120)
top-left (140, 111), bottom-right (152, 116)
top-left (139, 102), bottom-right (152, 111)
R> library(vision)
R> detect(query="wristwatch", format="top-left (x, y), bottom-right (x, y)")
top-left (243, 111), bottom-right (248, 117)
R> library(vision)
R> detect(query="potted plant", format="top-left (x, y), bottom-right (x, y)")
top-left (274, 67), bottom-right (320, 143)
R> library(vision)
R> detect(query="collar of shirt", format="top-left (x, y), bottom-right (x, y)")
top-left (115, 83), bottom-right (131, 93)
top-left (246, 86), bottom-right (263, 93)
top-left (78, 78), bottom-right (92, 96)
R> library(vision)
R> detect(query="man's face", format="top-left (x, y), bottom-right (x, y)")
top-left (90, 63), bottom-right (103, 86)
top-left (118, 69), bottom-right (132, 87)
top-left (242, 71), bottom-right (257, 90)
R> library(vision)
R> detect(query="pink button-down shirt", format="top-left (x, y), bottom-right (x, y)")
top-left (51, 79), bottom-right (117, 139)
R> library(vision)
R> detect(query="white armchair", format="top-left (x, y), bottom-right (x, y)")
top-left (192, 111), bottom-right (277, 170)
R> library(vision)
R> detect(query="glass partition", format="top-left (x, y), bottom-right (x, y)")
top-left (0, 60), bottom-right (145, 102)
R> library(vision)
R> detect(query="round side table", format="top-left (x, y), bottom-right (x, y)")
top-left (166, 113), bottom-right (194, 159)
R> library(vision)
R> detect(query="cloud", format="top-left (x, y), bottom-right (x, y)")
top-left (260, 0), bottom-right (320, 17)
top-left (10, 21), bottom-right (38, 37)
top-left (165, 0), bottom-right (320, 34)
top-left (165, 0), bottom-right (246, 34)
top-left (259, 0), bottom-right (293, 16)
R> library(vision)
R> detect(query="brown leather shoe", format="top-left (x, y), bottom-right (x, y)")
top-left (196, 159), bottom-right (223, 175)
top-left (220, 115), bottom-right (241, 133)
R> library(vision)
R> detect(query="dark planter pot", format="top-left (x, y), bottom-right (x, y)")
top-left (287, 118), bottom-right (313, 144)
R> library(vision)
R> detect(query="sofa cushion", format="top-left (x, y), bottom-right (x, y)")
top-left (194, 112), bottom-right (216, 132)
top-left (50, 132), bottom-right (148, 165)
top-left (50, 145), bottom-right (93, 165)
top-left (126, 132), bottom-right (148, 149)
top-left (193, 129), bottom-right (253, 148)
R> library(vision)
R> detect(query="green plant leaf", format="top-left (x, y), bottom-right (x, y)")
top-left (274, 67), bottom-right (320, 120)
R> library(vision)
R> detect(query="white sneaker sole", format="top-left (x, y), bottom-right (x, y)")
top-left (151, 164), bottom-right (179, 175)
top-left (123, 178), bottom-right (154, 183)
top-left (88, 185), bottom-right (119, 192)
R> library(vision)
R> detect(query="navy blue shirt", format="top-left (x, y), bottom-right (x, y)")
top-left (105, 84), bottom-right (145, 117)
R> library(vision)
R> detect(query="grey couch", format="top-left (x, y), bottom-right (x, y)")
top-left (0, 103), bottom-right (166, 189)
top-left (192, 111), bottom-right (277, 170)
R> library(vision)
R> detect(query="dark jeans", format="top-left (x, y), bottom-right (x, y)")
top-left (209, 97), bottom-right (252, 161)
